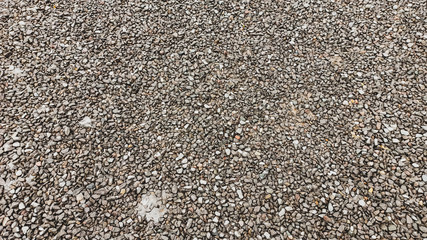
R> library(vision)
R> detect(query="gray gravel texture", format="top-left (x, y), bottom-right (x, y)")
top-left (1, 0), bottom-right (426, 239)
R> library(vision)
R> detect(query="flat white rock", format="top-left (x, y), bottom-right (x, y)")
top-left (137, 193), bottom-right (168, 223)
top-left (79, 117), bottom-right (92, 127)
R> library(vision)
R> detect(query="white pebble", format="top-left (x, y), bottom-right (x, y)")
top-left (285, 206), bottom-right (293, 211)
top-left (2, 143), bottom-right (13, 152)
top-left (176, 153), bottom-right (184, 160)
top-left (19, 203), bottom-right (25, 209)
top-left (76, 193), bottom-right (84, 202)
top-left (278, 208), bottom-right (286, 217)
top-left (328, 202), bottom-right (333, 212)
top-left (225, 149), bottom-right (231, 155)
top-left (237, 190), bottom-right (243, 199)
top-left (400, 129), bottom-right (409, 135)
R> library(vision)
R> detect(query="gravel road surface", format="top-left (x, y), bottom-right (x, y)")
top-left (1, 0), bottom-right (426, 239)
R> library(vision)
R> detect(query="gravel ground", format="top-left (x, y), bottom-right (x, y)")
top-left (1, 0), bottom-right (426, 239)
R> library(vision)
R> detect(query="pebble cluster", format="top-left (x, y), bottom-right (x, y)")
top-left (1, 0), bottom-right (426, 239)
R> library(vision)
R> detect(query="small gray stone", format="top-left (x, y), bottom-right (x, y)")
top-left (64, 126), bottom-right (70, 136)
top-left (388, 225), bottom-right (397, 231)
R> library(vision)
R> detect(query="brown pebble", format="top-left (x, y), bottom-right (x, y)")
top-left (323, 215), bottom-right (333, 223)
